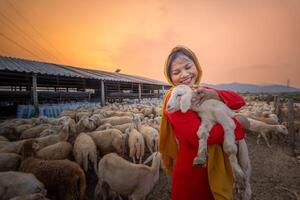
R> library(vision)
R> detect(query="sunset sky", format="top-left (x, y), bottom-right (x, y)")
top-left (0, 0), bottom-right (299, 87)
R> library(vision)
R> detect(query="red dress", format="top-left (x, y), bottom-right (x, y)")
top-left (164, 89), bottom-right (245, 200)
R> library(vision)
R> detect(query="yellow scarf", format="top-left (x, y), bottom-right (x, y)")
top-left (159, 46), bottom-right (233, 200)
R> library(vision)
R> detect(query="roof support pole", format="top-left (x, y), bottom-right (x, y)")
top-left (138, 83), bottom-right (142, 100)
top-left (32, 74), bottom-right (39, 116)
top-left (101, 80), bottom-right (105, 106)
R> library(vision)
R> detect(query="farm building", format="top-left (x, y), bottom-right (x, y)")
top-left (0, 56), bottom-right (170, 117)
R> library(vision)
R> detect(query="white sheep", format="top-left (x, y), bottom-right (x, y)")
top-left (125, 124), bottom-right (145, 164)
top-left (247, 118), bottom-right (289, 148)
top-left (0, 171), bottom-right (46, 200)
top-left (0, 152), bottom-right (21, 171)
top-left (87, 129), bottom-right (126, 156)
top-left (95, 152), bottom-right (161, 200)
top-left (167, 85), bottom-right (251, 199)
top-left (73, 132), bottom-right (98, 175)
top-left (134, 117), bottom-right (159, 153)
top-left (36, 141), bottom-right (73, 160)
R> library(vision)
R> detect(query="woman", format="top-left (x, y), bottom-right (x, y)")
top-left (159, 46), bottom-right (246, 200)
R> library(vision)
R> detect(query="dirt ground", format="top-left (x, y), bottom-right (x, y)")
top-left (147, 132), bottom-right (300, 200)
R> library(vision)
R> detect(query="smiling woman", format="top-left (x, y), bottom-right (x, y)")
top-left (159, 46), bottom-right (247, 200)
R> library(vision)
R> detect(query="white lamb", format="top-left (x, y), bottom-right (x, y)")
top-left (167, 85), bottom-right (251, 199)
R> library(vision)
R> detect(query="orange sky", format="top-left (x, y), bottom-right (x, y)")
top-left (0, 0), bottom-right (300, 87)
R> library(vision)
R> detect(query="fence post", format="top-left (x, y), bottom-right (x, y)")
top-left (288, 98), bottom-right (295, 149)
top-left (32, 73), bottom-right (39, 117)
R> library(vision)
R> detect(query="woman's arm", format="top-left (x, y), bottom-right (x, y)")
top-left (196, 86), bottom-right (245, 110)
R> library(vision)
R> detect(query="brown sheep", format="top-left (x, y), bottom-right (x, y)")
top-left (19, 139), bottom-right (86, 200)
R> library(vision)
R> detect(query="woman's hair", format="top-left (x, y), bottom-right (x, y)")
top-left (164, 46), bottom-right (202, 85)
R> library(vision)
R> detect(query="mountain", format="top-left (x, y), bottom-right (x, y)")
top-left (200, 82), bottom-right (300, 93)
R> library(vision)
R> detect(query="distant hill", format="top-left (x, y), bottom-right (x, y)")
top-left (200, 82), bottom-right (300, 93)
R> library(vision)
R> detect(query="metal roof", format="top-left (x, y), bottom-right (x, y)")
top-left (0, 56), bottom-right (170, 86)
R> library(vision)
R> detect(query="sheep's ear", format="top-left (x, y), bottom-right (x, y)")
top-left (32, 142), bottom-right (40, 151)
top-left (180, 92), bottom-right (192, 113)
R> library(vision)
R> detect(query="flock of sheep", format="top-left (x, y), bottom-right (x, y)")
top-left (0, 93), bottom-right (299, 200)
top-left (0, 101), bottom-right (162, 200)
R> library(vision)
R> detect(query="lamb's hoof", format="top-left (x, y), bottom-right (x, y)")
top-left (193, 157), bottom-right (207, 168)
top-left (234, 172), bottom-right (246, 193)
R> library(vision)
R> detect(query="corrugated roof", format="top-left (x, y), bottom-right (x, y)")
top-left (0, 56), bottom-right (170, 86)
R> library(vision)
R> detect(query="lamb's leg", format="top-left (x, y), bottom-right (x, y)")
top-left (238, 139), bottom-right (252, 200)
top-left (216, 113), bottom-right (246, 192)
top-left (261, 131), bottom-right (272, 148)
top-left (193, 118), bottom-right (212, 167)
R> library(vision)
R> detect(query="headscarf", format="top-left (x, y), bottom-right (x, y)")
top-left (159, 46), bottom-right (234, 200)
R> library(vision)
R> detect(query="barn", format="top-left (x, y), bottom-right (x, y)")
top-left (0, 56), bottom-right (170, 117)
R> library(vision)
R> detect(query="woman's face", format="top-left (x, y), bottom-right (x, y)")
top-left (170, 54), bottom-right (198, 87)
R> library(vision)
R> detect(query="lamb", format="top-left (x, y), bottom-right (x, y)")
top-left (247, 118), bottom-right (289, 148)
top-left (125, 124), bottom-right (145, 164)
top-left (0, 152), bottom-right (21, 171)
top-left (167, 85), bottom-right (251, 199)
top-left (95, 152), bottom-right (161, 200)
top-left (19, 139), bottom-right (86, 200)
top-left (73, 133), bottom-right (98, 175)
top-left (87, 129), bottom-right (126, 156)
top-left (0, 171), bottom-right (46, 200)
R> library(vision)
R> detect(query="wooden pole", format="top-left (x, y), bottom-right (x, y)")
top-left (101, 80), bottom-right (105, 106)
top-left (138, 83), bottom-right (142, 100)
top-left (32, 74), bottom-right (39, 116)
top-left (288, 98), bottom-right (295, 149)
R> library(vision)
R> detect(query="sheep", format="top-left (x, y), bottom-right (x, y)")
top-left (34, 123), bottom-right (69, 149)
top-left (39, 125), bottom-right (63, 137)
top-left (95, 152), bottom-right (161, 200)
top-left (20, 124), bottom-right (52, 139)
top-left (8, 193), bottom-right (49, 200)
top-left (76, 115), bottom-right (97, 133)
top-left (125, 124), bottom-right (145, 164)
top-left (0, 171), bottom-right (46, 200)
top-left (0, 153), bottom-right (21, 171)
top-left (99, 116), bottom-right (132, 126)
top-left (167, 85), bottom-right (251, 198)
top-left (73, 133), bottom-right (98, 175)
top-left (96, 123), bottom-right (113, 131)
top-left (134, 117), bottom-right (159, 154)
top-left (247, 118), bottom-right (289, 148)
top-left (87, 129), bottom-right (126, 156)
top-left (36, 141), bottom-right (72, 160)
top-left (15, 124), bottom-right (34, 137)
top-left (0, 140), bottom-right (27, 154)
top-left (19, 139), bottom-right (86, 200)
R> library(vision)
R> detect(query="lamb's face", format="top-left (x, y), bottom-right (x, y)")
top-left (166, 85), bottom-right (192, 113)
top-left (278, 125), bottom-right (289, 135)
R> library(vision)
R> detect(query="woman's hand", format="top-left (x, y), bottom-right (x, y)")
top-left (194, 87), bottom-right (221, 105)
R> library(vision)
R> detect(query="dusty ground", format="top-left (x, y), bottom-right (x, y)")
top-left (86, 131), bottom-right (300, 200)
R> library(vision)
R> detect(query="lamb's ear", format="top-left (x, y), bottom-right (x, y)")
top-left (180, 92), bottom-right (192, 113)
